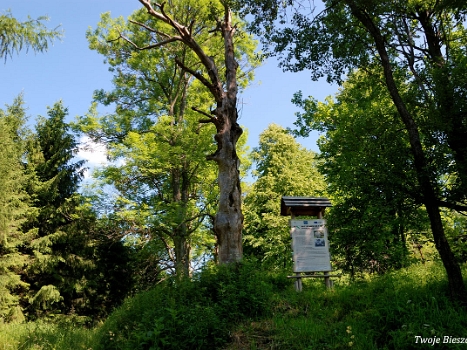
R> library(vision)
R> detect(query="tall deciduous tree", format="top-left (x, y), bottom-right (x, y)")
top-left (136, 0), bottom-right (260, 264)
top-left (80, 8), bottom-right (221, 277)
top-left (243, 0), bottom-right (467, 302)
top-left (292, 69), bottom-right (431, 274)
top-left (0, 10), bottom-right (62, 61)
top-left (81, 0), bottom-right (260, 265)
top-left (243, 124), bottom-right (326, 268)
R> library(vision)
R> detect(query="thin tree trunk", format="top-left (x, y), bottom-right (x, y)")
top-left (347, 0), bottom-right (467, 303)
top-left (173, 234), bottom-right (190, 277)
top-left (417, 10), bottom-right (467, 202)
top-left (170, 165), bottom-right (191, 277)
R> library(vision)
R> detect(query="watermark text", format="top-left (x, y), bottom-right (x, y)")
top-left (415, 336), bottom-right (467, 346)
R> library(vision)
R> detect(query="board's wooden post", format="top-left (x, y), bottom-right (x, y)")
top-left (318, 210), bottom-right (332, 290)
top-left (324, 272), bottom-right (332, 289)
top-left (295, 273), bottom-right (303, 292)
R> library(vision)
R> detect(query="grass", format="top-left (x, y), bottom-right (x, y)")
top-left (1, 261), bottom-right (467, 349)
top-left (229, 262), bottom-right (467, 349)
top-left (0, 321), bottom-right (98, 349)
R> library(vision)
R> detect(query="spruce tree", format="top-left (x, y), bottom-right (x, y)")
top-left (25, 101), bottom-right (87, 317)
top-left (0, 96), bottom-right (34, 322)
top-left (24, 101), bottom-right (132, 319)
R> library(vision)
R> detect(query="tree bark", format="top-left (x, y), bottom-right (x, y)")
top-left (173, 234), bottom-right (190, 277)
top-left (347, 0), bottom-right (467, 303)
top-left (209, 103), bottom-right (244, 264)
top-left (137, 0), bottom-right (244, 264)
top-left (209, 8), bottom-right (244, 264)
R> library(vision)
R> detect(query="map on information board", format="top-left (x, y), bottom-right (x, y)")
top-left (290, 220), bottom-right (331, 272)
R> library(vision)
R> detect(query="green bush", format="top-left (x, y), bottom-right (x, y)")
top-left (94, 260), bottom-right (277, 350)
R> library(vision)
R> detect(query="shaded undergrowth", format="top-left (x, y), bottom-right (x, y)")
top-left (1, 261), bottom-right (466, 349)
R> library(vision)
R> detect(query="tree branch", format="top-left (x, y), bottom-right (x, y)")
top-left (118, 33), bottom-right (180, 50)
top-left (174, 57), bottom-right (216, 95)
top-left (191, 106), bottom-right (218, 125)
top-left (438, 201), bottom-right (467, 213)
top-left (129, 19), bottom-right (163, 36)
top-left (138, 0), bottom-right (224, 102)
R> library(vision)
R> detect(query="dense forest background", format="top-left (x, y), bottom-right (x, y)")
top-left (2, 2), bottom-right (467, 347)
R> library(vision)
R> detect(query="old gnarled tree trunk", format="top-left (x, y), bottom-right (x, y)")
top-left (209, 101), bottom-right (243, 263)
top-left (137, 0), bottom-right (244, 264)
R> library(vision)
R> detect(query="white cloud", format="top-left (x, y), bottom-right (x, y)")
top-left (76, 136), bottom-right (109, 178)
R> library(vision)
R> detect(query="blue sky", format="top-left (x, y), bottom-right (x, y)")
top-left (1, 0), bottom-right (337, 167)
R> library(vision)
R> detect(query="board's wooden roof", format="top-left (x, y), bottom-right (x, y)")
top-left (280, 197), bottom-right (332, 216)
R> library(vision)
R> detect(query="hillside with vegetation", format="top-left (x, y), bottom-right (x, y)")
top-left (1, 261), bottom-right (467, 349)
top-left (2, 0), bottom-right (467, 349)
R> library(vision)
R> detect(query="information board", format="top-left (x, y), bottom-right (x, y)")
top-left (291, 219), bottom-right (331, 272)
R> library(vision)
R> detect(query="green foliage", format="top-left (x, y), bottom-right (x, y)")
top-left (22, 101), bottom-right (89, 319)
top-left (11, 102), bottom-right (132, 321)
top-left (2, 262), bottom-right (467, 349)
top-left (85, 221), bottom-right (134, 319)
top-left (268, 262), bottom-right (467, 349)
top-left (77, 0), bottom-right (257, 277)
top-left (441, 209), bottom-right (467, 264)
top-left (0, 320), bottom-right (98, 350)
top-left (94, 260), bottom-right (276, 350)
top-left (243, 0), bottom-right (467, 300)
top-left (33, 102), bottom-right (85, 202)
top-left (0, 9), bottom-right (62, 61)
top-left (291, 63), bottom-right (467, 276)
top-left (0, 96), bottom-right (34, 323)
top-left (81, 7), bottom-right (222, 277)
top-left (243, 124), bottom-right (326, 268)
top-left (0, 98), bottom-right (137, 323)
top-left (292, 69), bottom-right (433, 274)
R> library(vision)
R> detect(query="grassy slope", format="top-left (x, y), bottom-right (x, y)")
top-left (229, 263), bottom-right (467, 349)
top-left (1, 261), bottom-right (466, 350)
